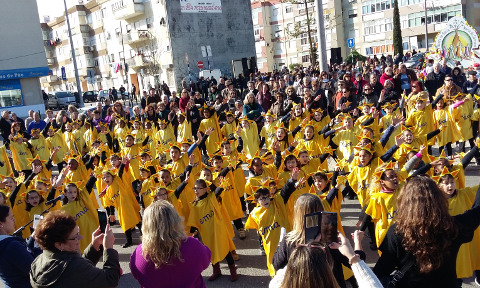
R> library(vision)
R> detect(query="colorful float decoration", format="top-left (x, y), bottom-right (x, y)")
top-left (434, 16), bottom-right (480, 61)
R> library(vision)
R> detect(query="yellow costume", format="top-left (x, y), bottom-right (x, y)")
top-left (198, 113), bottom-right (221, 155)
top-left (240, 121), bottom-right (260, 159)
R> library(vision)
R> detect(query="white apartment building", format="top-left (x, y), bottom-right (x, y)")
top-left (252, 0), bottom-right (479, 72)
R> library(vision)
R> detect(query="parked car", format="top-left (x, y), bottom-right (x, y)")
top-left (83, 91), bottom-right (98, 103)
top-left (47, 94), bottom-right (60, 109)
top-left (404, 52), bottom-right (425, 69)
top-left (97, 90), bottom-right (110, 103)
top-left (55, 91), bottom-right (77, 108)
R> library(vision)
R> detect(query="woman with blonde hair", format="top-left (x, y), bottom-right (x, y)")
top-left (129, 200), bottom-right (211, 288)
top-left (272, 194), bottom-right (366, 288)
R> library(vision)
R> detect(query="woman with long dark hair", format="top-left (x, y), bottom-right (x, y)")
top-left (374, 175), bottom-right (480, 288)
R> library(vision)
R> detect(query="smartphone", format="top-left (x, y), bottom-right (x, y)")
top-left (304, 212), bottom-right (322, 243)
top-left (321, 212), bottom-right (338, 243)
top-left (97, 209), bottom-right (108, 233)
top-left (33, 215), bottom-right (43, 229)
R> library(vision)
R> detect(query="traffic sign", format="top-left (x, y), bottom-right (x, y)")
top-left (347, 38), bottom-right (354, 48)
top-left (197, 61), bottom-right (204, 69)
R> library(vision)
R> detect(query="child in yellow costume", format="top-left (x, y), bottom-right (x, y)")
top-left (71, 120), bottom-right (87, 155)
top-left (433, 98), bottom-right (460, 157)
top-left (122, 134), bottom-right (150, 181)
top-left (176, 111), bottom-right (193, 143)
top-left (55, 168), bottom-right (99, 251)
top-left (114, 117), bottom-right (129, 150)
top-left (64, 154), bottom-right (98, 210)
top-left (198, 106), bottom-right (222, 155)
top-left (5, 172), bottom-right (36, 238)
top-left (392, 125), bottom-right (441, 167)
top-left (359, 162), bottom-right (410, 250)
top-left (186, 179), bottom-right (238, 282)
top-left (220, 111), bottom-right (237, 141)
top-left (378, 103), bottom-right (402, 150)
top-left (437, 170), bottom-right (480, 279)
top-left (155, 120), bottom-right (175, 161)
top-left (309, 170), bottom-right (345, 234)
top-left (100, 161), bottom-right (141, 248)
top-left (259, 111), bottom-right (278, 150)
top-left (245, 155), bottom-right (278, 196)
top-left (245, 175), bottom-right (298, 276)
top-left (211, 155), bottom-right (246, 239)
top-left (139, 162), bottom-right (158, 209)
top-left (295, 123), bottom-right (330, 172)
top-left (310, 107), bottom-right (331, 134)
top-left (238, 117), bottom-right (260, 159)
top-left (45, 125), bottom-right (68, 172)
top-left (288, 103), bottom-right (309, 141)
top-left (28, 126), bottom-right (50, 163)
top-left (8, 134), bottom-right (33, 174)
top-left (0, 145), bottom-right (12, 177)
top-left (452, 94), bottom-right (476, 155)
top-left (326, 115), bottom-right (359, 164)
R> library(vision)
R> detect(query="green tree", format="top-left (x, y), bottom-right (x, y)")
top-left (282, 0), bottom-right (316, 66)
top-left (346, 50), bottom-right (367, 64)
top-left (392, 0), bottom-right (403, 57)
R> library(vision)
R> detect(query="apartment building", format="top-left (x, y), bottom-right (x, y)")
top-left (40, 0), bottom-right (255, 94)
top-left (252, 0), bottom-right (478, 71)
top-left (0, 0), bottom-right (49, 117)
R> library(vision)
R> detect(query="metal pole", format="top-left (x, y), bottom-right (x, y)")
top-left (315, 0), bottom-right (328, 71)
top-left (63, 0), bottom-right (84, 107)
top-left (424, 0), bottom-right (428, 51)
top-left (119, 22), bottom-right (130, 102)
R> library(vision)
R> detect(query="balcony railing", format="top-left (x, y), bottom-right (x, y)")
top-left (112, 0), bottom-right (144, 20)
top-left (118, 30), bottom-right (150, 45)
top-left (125, 55), bottom-right (147, 69)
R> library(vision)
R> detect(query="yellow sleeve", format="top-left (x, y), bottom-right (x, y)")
top-left (245, 214), bottom-right (259, 230)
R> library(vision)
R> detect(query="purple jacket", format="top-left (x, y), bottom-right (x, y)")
top-left (130, 237), bottom-right (211, 288)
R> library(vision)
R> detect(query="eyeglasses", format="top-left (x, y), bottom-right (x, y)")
top-left (412, 85), bottom-right (417, 88)
top-left (364, 88), bottom-right (371, 91)
top-left (67, 232), bottom-right (81, 241)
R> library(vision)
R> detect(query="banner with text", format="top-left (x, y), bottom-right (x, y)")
top-left (180, 0), bottom-right (222, 13)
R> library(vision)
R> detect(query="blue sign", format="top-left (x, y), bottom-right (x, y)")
top-left (0, 67), bottom-right (50, 80)
top-left (61, 67), bottom-right (67, 81)
top-left (348, 38), bottom-right (354, 48)
top-left (0, 79), bottom-right (21, 91)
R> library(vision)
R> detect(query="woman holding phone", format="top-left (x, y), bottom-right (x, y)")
top-left (272, 194), bottom-right (366, 288)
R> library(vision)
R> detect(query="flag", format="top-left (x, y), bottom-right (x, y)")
top-left (115, 63), bottom-right (119, 73)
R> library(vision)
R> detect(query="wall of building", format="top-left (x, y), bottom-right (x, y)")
top-left (166, 0), bottom-right (255, 85)
top-left (0, 0), bottom-right (47, 117)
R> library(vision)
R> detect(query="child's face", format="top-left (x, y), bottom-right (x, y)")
top-left (304, 127), bottom-right (314, 140)
top-left (242, 120), bottom-right (249, 129)
top-left (276, 128), bottom-right (286, 140)
top-left (222, 143), bottom-right (232, 155)
top-left (31, 130), bottom-right (40, 139)
top-left (294, 105), bottom-right (302, 115)
top-left (159, 171), bottom-right (172, 186)
top-left (133, 122), bottom-right (141, 130)
top-left (155, 188), bottom-right (168, 201)
top-left (298, 152), bottom-right (309, 165)
top-left (439, 177), bottom-right (456, 197)
top-left (3, 178), bottom-right (16, 191)
top-left (73, 122), bottom-right (80, 130)
top-left (403, 130), bottom-right (413, 144)
top-left (257, 194), bottom-right (271, 208)
top-left (201, 170), bottom-right (213, 182)
top-left (436, 99), bottom-right (444, 109)
top-left (212, 159), bottom-right (223, 171)
top-left (314, 177), bottom-right (328, 191)
top-left (203, 109), bottom-right (211, 118)
top-left (269, 183), bottom-right (276, 196)
top-left (160, 122), bottom-right (167, 129)
top-left (265, 115), bottom-right (273, 124)
top-left (358, 150), bottom-right (373, 166)
top-left (415, 100), bottom-right (426, 111)
top-left (26, 192), bottom-right (41, 207)
top-left (251, 159), bottom-right (263, 175)
top-left (170, 148), bottom-right (180, 161)
top-left (145, 122), bottom-right (152, 130)
top-left (125, 136), bottom-right (134, 147)
top-left (226, 115), bottom-right (234, 124)
top-left (140, 170), bottom-right (150, 180)
top-left (110, 157), bottom-right (120, 168)
top-left (66, 124), bottom-right (73, 132)
top-left (344, 118), bottom-right (353, 129)
top-left (47, 130), bottom-right (55, 137)
top-left (181, 143), bottom-right (189, 153)
top-left (102, 173), bottom-right (114, 185)
top-left (194, 184), bottom-right (208, 198)
top-left (362, 105), bottom-right (371, 114)
top-left (35, 182), bottom-right (47, 192)
top-left (385, 106), bottom-right (394, 114)
top-left (314, 111), bottom-right (322, 121)
top-left (285, 159), bottom-right (297, 171)
top-left (381, 170), bottom-right (398, 190)
top-left (65, 186), bottom-right (78, 202)
top-left (32, 160), bottom-right (44, 172)
top-left (140, 154), bottom-right (151, 163)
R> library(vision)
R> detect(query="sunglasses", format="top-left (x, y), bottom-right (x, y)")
top-left (364, 88), bottom-right (371, 91)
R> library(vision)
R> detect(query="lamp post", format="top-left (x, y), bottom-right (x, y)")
top-left (63, 0), bottom-right (84, 107)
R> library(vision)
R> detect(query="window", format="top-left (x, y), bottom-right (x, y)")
top-left (146, 17), bottom-right (153, 28)
top-left (348, 9), bottom-right (357, 18)
top-left (0, 80), bottom-right (23, 107)
top-left (301, 55), bottom-right (310, 63)
top-left (126, 24), bottom-right (132, 33)
top-left (362, 0), bottom-right (394, 15)
top-left (286, 6), bottom-right (292, 13)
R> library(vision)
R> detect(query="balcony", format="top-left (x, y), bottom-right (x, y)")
top-left (96, 42), bottom-right (107, 51)
top-left (47, 58), bottom-right (56, 66)
top-left (125, 55), bottom-right (147, 69)
top-left (47, 75), bottom-right (60, 82)
top-left (71, 24), bottom-right (90, 35)
top-left (118, 30), bottom-right (150, 45)
top-left (112, 0), bottom-right (144, 21)
top-left (92, 18), bottom-right (104, 29)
